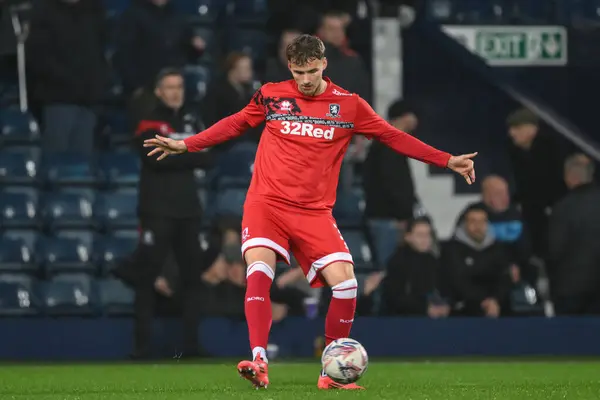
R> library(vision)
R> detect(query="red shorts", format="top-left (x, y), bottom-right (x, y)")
top-left (241, 199), bottom-right (353, 288)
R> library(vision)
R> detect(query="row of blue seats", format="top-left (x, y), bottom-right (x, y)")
top-left (0, 274), bottom-right (134, 316)
top-left (1, 189), bottom-right (139, 231)
top-left (0, 227), bottom-right (377, 275)
top-left (0, 150), bottom-right (139, 187)
top-left (0, 230), bottom-right (137, 277)
top-left (0, 185), bottom-right (367, 231)
top-left (424, 0), bottom-right (600, 24)
top-left (103, 0), bottom-right (268, 26)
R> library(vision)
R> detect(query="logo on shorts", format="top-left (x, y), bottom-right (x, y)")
top-left (246, 297), bottom-right (265, 302)
top-left (327, 103), bottom-right (341, 118)
top-left (242, 227), bottom-right (250, 242)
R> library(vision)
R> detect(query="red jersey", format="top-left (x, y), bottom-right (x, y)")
top-left (184, 78), bottom-right (451, 211)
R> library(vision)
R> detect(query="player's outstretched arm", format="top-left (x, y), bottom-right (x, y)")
top-left (354, 97), bottom-right (477, 184)
top-left (144, 87), bottom-right (268, 160)
top-left (143, 111), bottom-right (251, 160)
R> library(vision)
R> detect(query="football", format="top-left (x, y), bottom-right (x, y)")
top-left (321, 338), bottom-right (369, 384)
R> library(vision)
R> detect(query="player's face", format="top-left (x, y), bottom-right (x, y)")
top-left (155, 75), bottom-right (184, 110)
top-left (289, 58), bottom-right (328, 96)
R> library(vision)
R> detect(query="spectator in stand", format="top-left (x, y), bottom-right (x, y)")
top-left (548, 154), bottom-right (600, 315)
top-left (364, 100), bottom-right (419, 232)
top-left (264, 29), bottom-right (301, 83)
top-left (114, 0), bottom-right (206, 120)
top-left (202, 52), bottom-right (261, 152)
top-left (441, 204), bottom-right (512, 317)
top-left (26, 0), bottom-right (108, 156)
top-left (316, 11), bottom-right (369, 102)
top-left (129, 68), bottom-right (211, 359)
top-left (506, 108), bottom-right (566, 260)
top-left (456, 175), bottom-right (537, 286)
top-left (200, 216), bottom-right (308, 321)
top-left (378, 218), bottom-right (449, 318)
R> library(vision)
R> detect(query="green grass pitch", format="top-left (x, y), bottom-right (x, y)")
top-left (1, 359), bottom-right (599, 399)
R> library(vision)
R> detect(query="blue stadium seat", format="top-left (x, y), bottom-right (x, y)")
top-left (0, 108), bottom-right (40, 146)
top-left (432, 0), bottom-right (503, 24)
top-left (215, 143), bottom-right (256, 189)
top-left (333, 189), bottom-right (364, 228)
top-left (41, 190), bottom-right (95, 231)
top-left (367, 219), bottom-right (400, 266)
top-left (94, 230), bottom-right (138, 275)
top-left (231, 0), bottom-right (268, 25)
top-left (227, 29), bottom-right (267, 64)
top-left (36, 232), bottom-right (94, 276)
top-left (0, 233), bottom-right (37, 274)
top-left (42, 152), bottom-right (97, 187)
top-left (174, 0), bottom-right (224, 24)
top-left (95, 191), bottom-right (138, 231)
top-left (42, 273), bottom-right (95, 316)
top-left (0, 274), bottom-right (40, 316)
top-left (215, 188), bottom-right (246, 217)
top-left (98, 152), bottom-right (140, 188)
top-left (0, 189), bottom-right (39, 229)
top-left (341, 230), bottom-right (373, 270)
top-left (98, 278), bottom-right (134, 315)
top-left (0, 148), bottom-right (40, 185)
top-left (183, 65), bottom-right (210, 103)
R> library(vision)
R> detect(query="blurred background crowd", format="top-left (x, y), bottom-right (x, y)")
top-left (1, 0), bottom-right (599, 358)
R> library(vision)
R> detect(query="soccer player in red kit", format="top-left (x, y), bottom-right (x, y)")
top-left (144, 35), bottom-right (477, 390)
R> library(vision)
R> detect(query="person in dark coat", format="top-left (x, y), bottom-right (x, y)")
top-left (379, 218), bottom-right (449, 317)
top-left (455, 175), bottom-right (537, 286)
top-left (26, 0), bottom-right (108, 156)
top-left (202, 52), bottom-right (261, 152)
top-left (548, 154), bottom-right (600, 315)
top-left (264, 29), bottom-right (302, 83)
top-left (441, 204), bottom-right (512, 317)
top-left (316, 11), bottom-right (370, 102)
top-left (114, 0), bottom-right (205, 97)
top-left (130, 68), bottom-right (212, 358)
top-left (506, 108), bottom-right (566, 259)
top-left (363, 100), bottom-right (419, 229)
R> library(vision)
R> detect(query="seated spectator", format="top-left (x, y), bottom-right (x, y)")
top-left (548, 154), bottom-right (600, 315)
top-left (202, 52), bottom-right (261, 152)
top-left (264, 29), bottom-right (301, 83)
top-left (457, 175), bottom-right (537, 286)
top-left (441, 204), bottom-right (511, 317)
top-left (378, 218), bottom-right (449, 318)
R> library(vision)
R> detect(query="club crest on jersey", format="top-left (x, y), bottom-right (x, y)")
top-left (279, 101), bottom-right (292, 112)
top-left (327, 104), bottom-right (341, 118)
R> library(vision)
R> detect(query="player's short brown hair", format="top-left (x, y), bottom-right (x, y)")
top-left (285, 34), bottom-right (325, 66)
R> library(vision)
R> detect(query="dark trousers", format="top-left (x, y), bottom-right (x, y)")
top-left (134, 215), bottom-right (204, 356)
top-left (42, 104), bottom-right (96, 156)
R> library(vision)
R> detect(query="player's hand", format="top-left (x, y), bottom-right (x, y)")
top-left (447, 152), bottom-right (478, 185)
top-left (143, 135), bottom-right (188, 160)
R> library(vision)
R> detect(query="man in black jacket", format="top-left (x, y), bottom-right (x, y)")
top-left (26, 0), bottom-right (108, 156)
top-left (364, 100), bottom-right (418, 229)
top-left (548, 154), bottom-right (600, 315)
top-left (132, 68), bottom-right (212, 358)
top-left (506, 108), bottom-right (566, 259)
top-left (441, 204), bottom-right (512, 317)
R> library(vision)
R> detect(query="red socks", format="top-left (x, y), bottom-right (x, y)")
top-left (244, 261), bottom-right (274, 362)
top-left (325, 278), bottom-right (358, 345)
